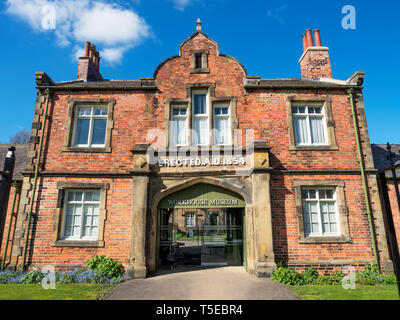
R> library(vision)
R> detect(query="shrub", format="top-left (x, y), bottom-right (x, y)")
top-left (303, 268), bottom-right (319, 284)
top-left (356, 263), bottom-right (380, 285)
top-left (21, 270), bottom-right (44, 284)
top-left (272, 267), bottom-right (305, 286)
top-left (57, 271), bottom-right (76, 284)
top-left (0, 271), bottom-right (17, 284)
top-left (381, 274), bottom-right (397, 285)
top-left (315, 271), bottom-right (343, 285)
top-left (86, 256), bottom-right (124, 279)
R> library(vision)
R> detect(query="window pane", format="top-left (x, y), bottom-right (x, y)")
top-left (94, 107), bottom-right (107, 116)
top-left (214, 117), bottom-right (229, 145)
top-left (92, 119), bottom-right (107, 145)
top-left (75, 119), bottom-right (90, 145)
top-left (171, 118), bottom-right (187, 146)
top-left (93, 191), bottom-right (100, 202)
top-left (85, 192), bottom-right (93, 202)
top-left (78, 107), bottom-right (91, 116)
top-left (310, 117), bottom-right (326, 144)
top-left (193, 94), bottom-right (206, 115)
top-left (308, 189), bottom-right (316, 199)
top-left (293, 116), bottom-right (309, 145)
top-left (326, 189), bottom-right (334, 199)
top-left (67, 192), bottom-right (75, 202)
top-left (193, 118), bottom-right (208, 145)
top-left (322, 223), bottom-right (330, 233)
top-left (195, 54), bottom-right (202, 69)
top-left (75, 192), bottom-right (82, 202)
top-left (173, 108), bottom-right (187, 116)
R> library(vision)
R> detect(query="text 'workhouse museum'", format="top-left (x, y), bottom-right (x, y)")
top-left (0, 20), bottom-right (395, 278)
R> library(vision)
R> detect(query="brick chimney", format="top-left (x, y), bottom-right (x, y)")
top-left (77, 41), bottom-right (103, 81)
top-left (299, 29), bottom-right (332, 80)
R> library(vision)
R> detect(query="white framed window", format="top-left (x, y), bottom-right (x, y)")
top-left (302, 188), bottom-right (340, 237)
top-left (72, 106), bottom-right (108, 147)
top-left (62, 190), bottom-right (100, 240)
top-left (292, 105), bottom-right (327, 146)
top-left (213, 104), bottom-right (231, 145)
top-left (192, 91), bottom-right (209, 145)
top-left (185, 212), bottom-right (196, 227)
top-left (170, 105), bottom-right (188, 146)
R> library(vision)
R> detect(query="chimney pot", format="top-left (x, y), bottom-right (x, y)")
top-left (302, 34), bottom-right (307, 52)
top-left (305, 29), bottom-right (314, 48)
top-left (84, 41), bottom-right (90, 57)
top-left (313, 29), bottom-right (322, 46)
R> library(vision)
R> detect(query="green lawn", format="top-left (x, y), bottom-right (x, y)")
top-left (290, 285), bottom-right (400, 300)
top-left (0, 284), bottom-right (116, 300)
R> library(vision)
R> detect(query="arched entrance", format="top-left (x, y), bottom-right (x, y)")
top-left (155, 183), bottom-right (246, 271)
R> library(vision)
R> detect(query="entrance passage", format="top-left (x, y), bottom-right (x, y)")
top-left (157, 184), bottom-right (245, 270)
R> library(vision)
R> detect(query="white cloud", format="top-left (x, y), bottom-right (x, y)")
top-left (171, 0), bottom-right (190, 11)
top-left (101, 46), bottom-right (130, 65)
top-left (267, 5), bottom-right (287, 25)
top-left (5, 0), bottom-right (151, 64)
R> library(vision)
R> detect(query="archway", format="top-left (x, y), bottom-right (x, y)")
top-left (155, 183), bottom-right (246, 272)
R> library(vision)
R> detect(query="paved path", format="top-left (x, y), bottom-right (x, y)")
top-left (105, 266), bottom-right (299, 300)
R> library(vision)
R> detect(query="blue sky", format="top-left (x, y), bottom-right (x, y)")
top-left (1, 0), bottom-right (399, 144)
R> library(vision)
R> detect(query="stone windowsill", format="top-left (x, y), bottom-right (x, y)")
top-left (289, 145), bottom-right (339, 151)
top-left (62, 146), bottom-right (112, 153)
top-left (52, 240), bottom-right (105, 247)
top-left (298, 236), bottom-right (351, 244)
top-left (190, 68), bottom-right (210, 74)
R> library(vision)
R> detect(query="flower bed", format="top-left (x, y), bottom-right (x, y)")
top-left (271, 263), bottom-right (397, 286)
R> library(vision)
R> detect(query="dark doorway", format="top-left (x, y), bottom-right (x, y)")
top-left (157, 208), bottom-right (244, 270)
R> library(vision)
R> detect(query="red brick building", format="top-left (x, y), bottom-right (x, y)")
top-left (3, 21), bottom-right (395, 278)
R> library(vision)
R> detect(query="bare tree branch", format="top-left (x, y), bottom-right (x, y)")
top-left (9, 128), bottom-right (30, 144)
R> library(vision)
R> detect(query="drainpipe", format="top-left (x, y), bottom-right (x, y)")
top-left (347, 88), bottom-right (380, 269)
top-left (21, 88), bottom-right (52, 271)
top-left (1, 181), bottom-right (20, 270)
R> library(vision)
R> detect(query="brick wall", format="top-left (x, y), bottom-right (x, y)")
top-left (25, 177), bottom-right (132, 267)
top-left (0, 184), bottom-right (21, 267)
top-left (387, 180), bottom-right (400, 254)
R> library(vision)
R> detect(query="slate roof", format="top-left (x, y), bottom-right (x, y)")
top-left (246, 78), bottom-right (357, 88)
top-left (37, 77), bottom-right (359, 90)
top-left (38, 79), bottom-right (156, 90)
top-left (0, 144), bottom-right (28, 180)
top-left (371, 144), bottom-right (400, 177)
